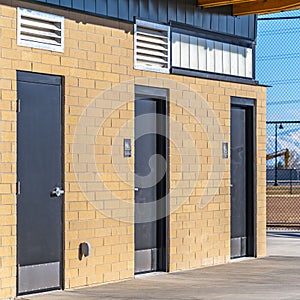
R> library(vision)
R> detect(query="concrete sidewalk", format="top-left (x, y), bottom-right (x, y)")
top-left (267, 230), bottom-right (300, 257)
top-left (20, 232), bottom-right (300, 300)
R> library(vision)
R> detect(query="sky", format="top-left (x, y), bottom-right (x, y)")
top-left (256, 10), bottom-right (300, 166)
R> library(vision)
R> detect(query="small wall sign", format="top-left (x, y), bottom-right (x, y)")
top-left (124, 138), bottom-right (131, 157)
top-left (222, 142), bottom-right (228, 159)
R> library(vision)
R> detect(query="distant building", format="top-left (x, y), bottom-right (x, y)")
top-left (267, 169), bottom-right (299, 182)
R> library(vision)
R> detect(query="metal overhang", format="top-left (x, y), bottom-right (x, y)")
top-left (198, 0), bottom-right (300, 16)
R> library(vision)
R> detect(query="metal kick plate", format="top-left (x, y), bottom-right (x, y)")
top-left (135, 248), bottom-right (158, 274)
top-left (231, 237), bottom-right (247, 259)
top-left (18, 262), bottom-right (60, 294)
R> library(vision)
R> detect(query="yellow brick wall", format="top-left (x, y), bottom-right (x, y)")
top-left (0, 1), bottom-right (266, 299)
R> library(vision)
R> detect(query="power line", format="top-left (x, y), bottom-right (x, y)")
top-left (263, 79), bottom-right (300, 85)
top-left (258, 27), bottom-right (300, 36)
top-left (267, 120), bottom-right (300, 124)
top-left (267, 99), bottom-right (300, 106)
top-left (257, 52), bottom-right (300, 61)
top-left (258, 16), bottom-right (300, 21)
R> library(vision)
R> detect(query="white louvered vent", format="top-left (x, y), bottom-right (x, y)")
top-left (134, 20), bottom-right (170, 73)
top-left (17, 8), bottom-right (64, 52)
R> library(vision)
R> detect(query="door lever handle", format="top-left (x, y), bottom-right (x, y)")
top-left (51, 187), bottom-right (64, 197)
top-left (134, 187), bottom-right (139, 192)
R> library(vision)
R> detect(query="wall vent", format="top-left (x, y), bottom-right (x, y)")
top-left (17, 8), bottom-right (64, 52)
top-left (134, 20), bottom-right (170, 73)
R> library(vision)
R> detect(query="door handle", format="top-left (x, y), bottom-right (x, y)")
top-left (134, 187), bottom-right (139, 192)
top-left (51, 187), bottom-right (64, 197)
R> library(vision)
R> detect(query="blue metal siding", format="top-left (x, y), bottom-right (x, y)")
top-left (72, 0), bottom-right (83, 10)
top-left (25, 0), bottom-right (256, 40)
top-left (158, 2), bottom-right (168, 24)
top-left (96, 0), bottom-right (107, 15)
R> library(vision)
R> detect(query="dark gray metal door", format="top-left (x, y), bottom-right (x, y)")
top-left (134, 96), bottom-right (167, 274)
top-left (230, 102), bottom-right (255, 259)
top-left (17, 71), bottom-right (63, 295)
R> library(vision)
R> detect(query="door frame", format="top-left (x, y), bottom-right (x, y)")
top-left (16, 71), bottom-right (65, 294)
top-left (134, 85), bottom-right (170, 272)
top-left (230, 96), bottom-right (256, 258)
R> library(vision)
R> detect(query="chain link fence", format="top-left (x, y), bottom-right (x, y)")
top-left (257, 11), bottom-right (300, 227)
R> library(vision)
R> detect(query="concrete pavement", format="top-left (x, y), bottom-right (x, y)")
top-left (267, 230), bottom-right (300, 257)
top-left (20, 231), bottom-right (300, 300)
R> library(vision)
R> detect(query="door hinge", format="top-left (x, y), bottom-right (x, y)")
top-left (16, 181), bottom-right (21, 195)
top-left (16, 99), bottom-right (21, 113)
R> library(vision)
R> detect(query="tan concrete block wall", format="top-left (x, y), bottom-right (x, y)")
top-left (0, 2), bottom-right (266, 298)
top-left (256, 88), bottom-right (267, 257)
top-left (0, 4), bottom-right (18, 299)
top-left (165, 80), bottom-right (267, 271)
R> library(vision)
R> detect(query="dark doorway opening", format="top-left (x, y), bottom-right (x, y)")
top-left (134, 86), bottom-right (169, 274)
top-left (230, 97), bottom-right (255, 259)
